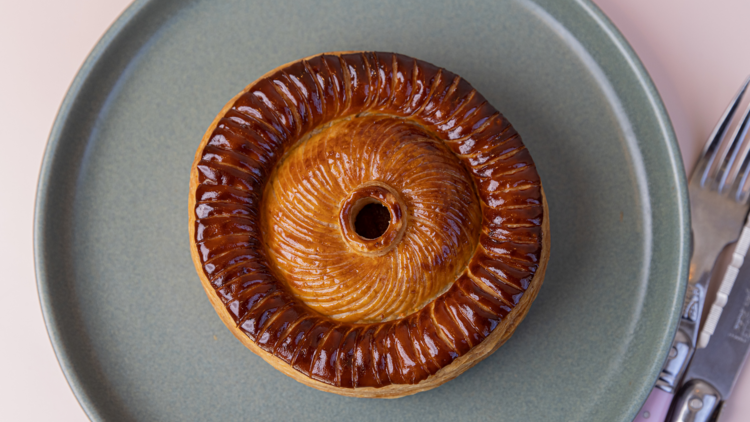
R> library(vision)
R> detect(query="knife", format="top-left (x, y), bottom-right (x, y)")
top-left (667, 244), bottom-right (750, 422)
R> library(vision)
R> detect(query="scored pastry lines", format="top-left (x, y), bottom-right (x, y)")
top-left (411, 68), bottom-right (444, 117)
top-left (358, 53), bottom-right (377, 111)
top-left (426, 301), bottom-right (461, 356)
top-left (337, 56), bottom-right (353, 114)
top-left (435, 90), bottom-right (483, 128)
top-left (309, 324), bottom-right (341, 381)
top-left (465, 268), bottom-right (517, 308)
top-left (301, 60), bottom-right (328, 119)
top-left (270, 82), bottom-right (304, 136)
top-left (403, 57), bottom-right (423, 115)
top-left (455, 278), bottom-right (502, 316)
top-left (478, 257), bottom-right (532, 291)
top-left (411, 311), bottom-right (445, 370)
top-left (227, 108), bottom-right (283, 142)
top-left (442, 295), bottom-right (476, 348)
top-left (430, 300), bottom-right (470, 354)
top-left (467, 143), bottom-right (526, 168)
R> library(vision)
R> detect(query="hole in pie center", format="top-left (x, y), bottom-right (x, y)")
top-left (354, 202), bottom-right (391, 239)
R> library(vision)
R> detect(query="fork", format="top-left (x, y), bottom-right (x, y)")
top-left (634, 76), bottom-right (750, 422)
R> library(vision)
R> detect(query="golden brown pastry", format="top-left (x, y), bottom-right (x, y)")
top-left (189, 51), bottom-right (550, 398)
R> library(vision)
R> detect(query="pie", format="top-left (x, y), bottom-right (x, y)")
top-left (189, 51), bottom-right (550, 398)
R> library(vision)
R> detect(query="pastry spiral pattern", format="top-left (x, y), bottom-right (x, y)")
top-left (190, 52), bottom-right (546, 392)
top-left (263, 116), bottom-right (482, 323)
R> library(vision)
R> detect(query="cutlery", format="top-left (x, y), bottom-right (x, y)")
top-left (635, 76), bottom-right (750, 422)
top-left (668, 216), bottom-right (750, 421)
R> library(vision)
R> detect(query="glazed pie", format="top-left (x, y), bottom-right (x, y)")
top-left (189, 51), bottom-right (550, 398)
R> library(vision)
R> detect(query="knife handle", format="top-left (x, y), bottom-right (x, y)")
top-left (698, 225), bottom-right (750, 348)
top-left (633, 388), bottom-right (673, 421)
top-left (668, 379), bottom-right (722, 422)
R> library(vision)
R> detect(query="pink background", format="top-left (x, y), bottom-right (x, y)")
top-left (0, 0), bottom-right (748, 420)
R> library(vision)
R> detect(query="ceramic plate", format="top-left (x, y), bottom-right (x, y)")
top-left (35, 0), bottom-right (689, 420)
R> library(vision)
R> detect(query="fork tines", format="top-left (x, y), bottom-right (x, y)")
top-left (698, 76), bottom-right (750, 201)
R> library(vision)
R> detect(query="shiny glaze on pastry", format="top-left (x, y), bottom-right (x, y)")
top-left (189, 51), bottom-right (549, 397)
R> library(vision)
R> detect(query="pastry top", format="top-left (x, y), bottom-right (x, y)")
top-left (262, 115), bottom-right (482, 323)
top-left (191, 52), bottom-right (544, 389)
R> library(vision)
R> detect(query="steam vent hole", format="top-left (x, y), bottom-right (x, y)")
top-left (354, 202), bottom-right (391, 239)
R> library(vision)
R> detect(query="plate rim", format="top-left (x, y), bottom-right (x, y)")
top-left (34, 0), bottom-right (690, 420)
top-left (569, 0), bottom-right (691, 416)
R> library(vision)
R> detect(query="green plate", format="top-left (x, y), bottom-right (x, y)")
top-left (35, 0), bottom-right (689, 420)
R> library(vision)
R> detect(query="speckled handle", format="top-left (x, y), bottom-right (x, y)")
top-left (634, 388), bottom-right (673, 422)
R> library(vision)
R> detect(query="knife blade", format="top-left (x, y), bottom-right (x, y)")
top-left (667, 255), bottom-right (750, 422)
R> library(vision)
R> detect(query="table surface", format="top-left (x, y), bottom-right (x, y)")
top-left (1, 0), bottom-right (748, 420)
